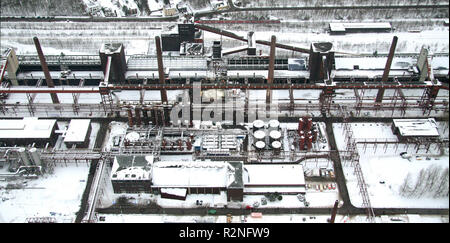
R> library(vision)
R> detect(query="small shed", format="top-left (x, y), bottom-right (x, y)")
top-left (392, 118), bottom-right (440, 141)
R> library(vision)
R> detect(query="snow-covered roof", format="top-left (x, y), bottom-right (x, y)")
top-left (335, 57), bottom-right (414, 70)
top-left (64, 119), bottom-right (91, 143)
top-left (393, 118), bottom-right (440, 137)
top-left (222, 45), bottom-right (249, 55)
top-left (100, 43), bottom-right (123, 54)
top-left (151, 161), bottom-right (242, 188)
top-left (0, 118), bottom-right (56, 139)
top-left (244, 164), bottom-right (305, 186)
top-left (329, 22), bottom-right (392, 32)
top-left (111, 155), bottom-right (154, 181)
top-left (160, 188), bottom-right (187, 197)
top-left (127, 56), bottom-right (207, 71)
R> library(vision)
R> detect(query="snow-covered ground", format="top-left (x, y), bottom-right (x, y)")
top-left (0, 163), bottom-right (91, 223)
top-left (333, 122), bottom-right (449, 209)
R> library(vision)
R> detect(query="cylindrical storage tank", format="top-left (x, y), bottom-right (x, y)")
top-left (178, 139), bottom-right (183, 151)
top-left (252, 119), bottom-right (265, 131)
top-left (150, 109), bottom-right (157, 125)
top-left (271, 141), bottom-right (282, 155)
top-left (312, 130), bottom-right (318, 143)
top-left (142, 109), bottom-right (149, 125)
top-left (186, 140), bottom-right (192, 151)
top-left (269, 130), bottom-right (281, 143)
top-left (135, 107), bottom-right (142, 127)
top-left (29, 148), bottom-right (42, 166)
top-left (127, 109), bottom-right (134, 127)
top-left (253, 130), bottom-right (266, 142)
top-left (305, 117), bottom-right (313, 132)
top-left (298, 118), bottom-right (304, 135)
top-left (18, 148), bottom-right (31, 166)
top-left (299, 136), bottom-right (305, 151)
top-left (307, 135), bottom-right (313, 151)
top-left (299, 130), bottom-right (305, 139)
top-left (255, 141), bottom-right (266, 151)
top-left (268, 120), bottom-right (280, 131)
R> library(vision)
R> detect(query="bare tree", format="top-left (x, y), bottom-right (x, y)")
top-left (399, 172), bottom-right (413, 197)
top-left (434, 167), bottom-right (449, 198)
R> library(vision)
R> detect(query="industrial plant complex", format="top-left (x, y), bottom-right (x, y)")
top-left (0, 0), bottom-right (448, 224)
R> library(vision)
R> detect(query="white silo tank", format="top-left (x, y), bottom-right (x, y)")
top-left (18, 148), bottom-right (31, 166)
top-left (255, 141), bottom-right (266, 150)
top-left (269, 130), bottom-right (281, 143)
top-left (271, 141), bottom-right (282, 155)
top-left (252, 119), bottom-right (265, 131)
top-left (29, 147), bottom-right (42, 166)
top-left (268, 120), bottom-right (280, 131)
top-left (253, 130), bottom-right (266, 142)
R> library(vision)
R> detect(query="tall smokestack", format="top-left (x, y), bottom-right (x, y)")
top-left (377, 36), bottom-right (398, 103)
top-left (33, 37), bottom-right (59, 104)
top-left (155, 36), bottom-right (168, 104)
top-left (266, 35), bottom-right (276, 108)
top-left (381, 36), bottom-right (398, 82)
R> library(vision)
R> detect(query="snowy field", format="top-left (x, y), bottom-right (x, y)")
top-left (333, 122), bottom-right (449, 209)
top-left (0, 163), bottom-right (91, 223)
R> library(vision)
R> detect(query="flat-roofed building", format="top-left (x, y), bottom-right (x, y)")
top-left (64, 119), bottom-right (92, 148)
top-left (0, 117), bottom-right (58, 146)
top-left (329, 22), bottom-right (392, 35)
top-left (110, 156), bottom-right (244, 201)
top-left (243, 164), bottom-right (306, 195)
top-left (392, 118), bottom-right (440, 141)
